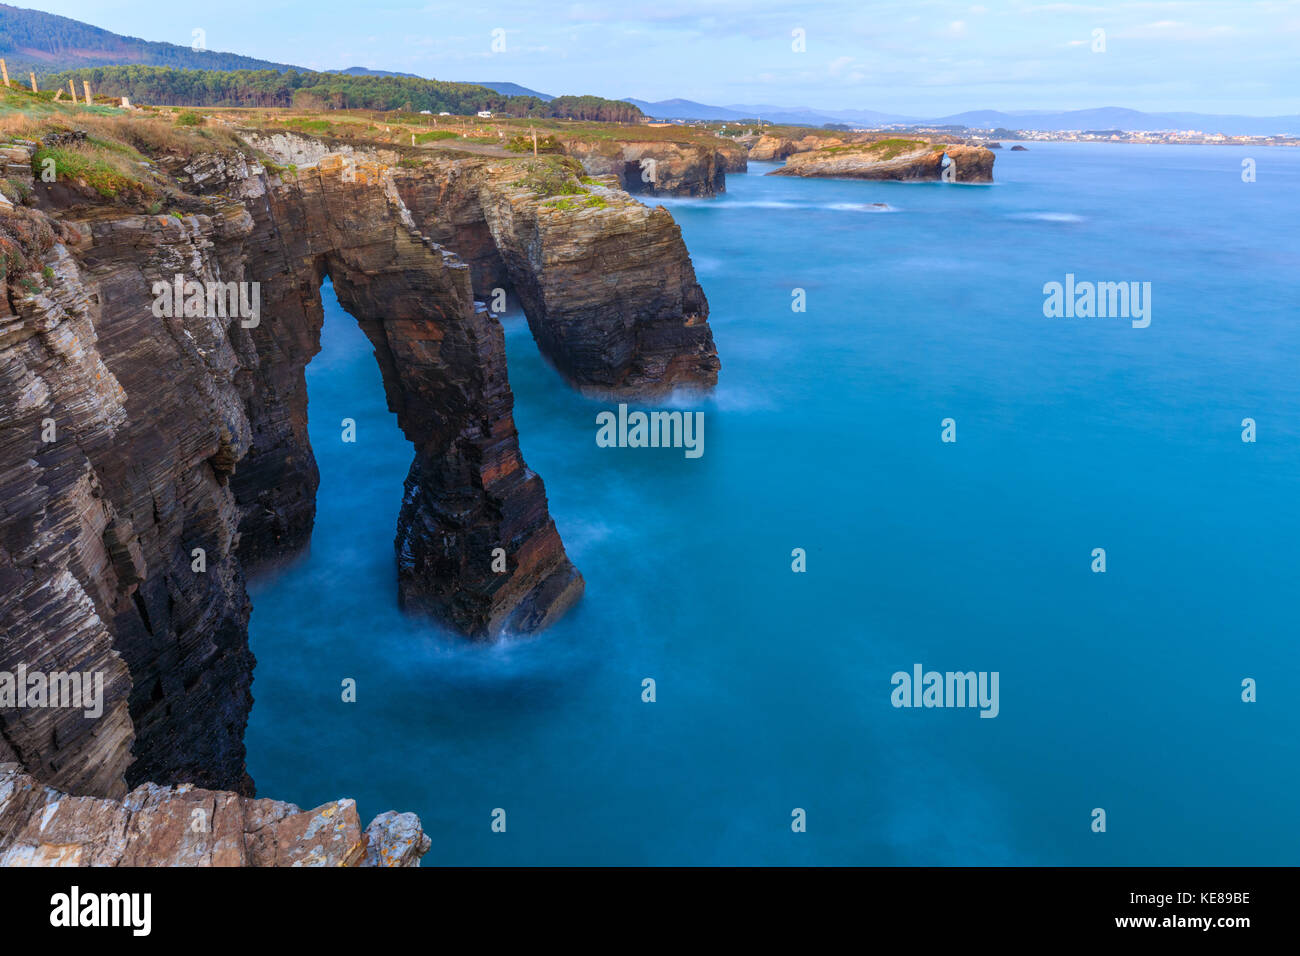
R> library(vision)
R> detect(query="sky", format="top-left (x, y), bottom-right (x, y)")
top-left (33, 0), bottom-right (1300, 115)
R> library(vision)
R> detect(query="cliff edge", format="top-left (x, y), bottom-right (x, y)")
top-left (0, 763), bottom-right (429, 866)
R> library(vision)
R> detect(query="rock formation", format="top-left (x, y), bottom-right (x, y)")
top-left (713, 140), bottom-right (749, 173)
top-left (0, 120), bottom-right (718, 820)
top-left (770, 141), bottom-right (995, 183)
top-left (390, 153), bottom-right (719, 396)
top-left (749, 132), bottom-right (847, 161)
top-left (559, 137), bottom-right (728, 198)
top-left (0, 763), bottom-right (429, 866)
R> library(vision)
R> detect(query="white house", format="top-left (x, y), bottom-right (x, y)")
top-left (476, 110), bottom-right (493, 119)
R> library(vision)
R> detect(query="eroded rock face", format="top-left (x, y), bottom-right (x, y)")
top-left (770, 142), bottom-right (995, 183)
top-left (2, 125), bottom-right (715, 816)
top-left (394, 159), bottom-right (719, 397)
top-left (0, 141), bottom-right (584, 802)
top-left (1, 205), bottom-right (257, 798)
top-left (560, 138), bottom-right (727, 198)
top-left (210, 152), bottom-right (584, 637)
top-left (748, 133), bottom-right (847, 161)
top-left (0, 763), bottom-right (429, 866)
top-left (713, 140), bottom-right (749, 174)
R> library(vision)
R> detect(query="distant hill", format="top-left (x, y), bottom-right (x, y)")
top-left (623, 98), bottom-right (913, 127)
top-left (931, 107), bottom-right (1300, 136)
top-left (0, 2), bottom-right (301, 75)
top-left (729, 104), bottom-right (915, 126)
top-left (48, 65), bottom-right (642, 122)
top-left (336, 66), bottom-right (423, 79)
top-left (623, 98), bottom-right (742, 121)
top-left (624, 95), bottom-right (1300, 136)
top-left (467, 81), bottom-right (552, 102)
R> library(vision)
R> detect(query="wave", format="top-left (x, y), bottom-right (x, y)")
top-left (827, 202), bottom-right (898, 213)
top-left (656, 198), bottom-right (898, 212)
top-left (1007, 212), bottom-right (1085, 223)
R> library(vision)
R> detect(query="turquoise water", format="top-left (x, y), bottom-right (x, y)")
top-left (246, 143), bottom-right (1300, 865)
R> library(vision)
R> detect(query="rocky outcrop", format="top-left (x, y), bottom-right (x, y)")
top-left (393, 156), bottom-right (719, 397)
top-left (770, 142), bottom-right (995, 183)
top-left (1, 203), bottom-right (256, 798)
top-left (0, 763), bottom-right (429, 866)
top-left (749, 132), bottom-right (847, 161)
top-left (559, 138), bottom-right (726, 198)
top-left (1, 122), bottom-right (717, 820)
top-left (204, 150), bottom-right (585, 637)
top-left (713, 140), bottom-right (749, 173)
top-left (0, 140), bottom-right (582, 804)
top-left (480, 177), bottom-right (718, 396)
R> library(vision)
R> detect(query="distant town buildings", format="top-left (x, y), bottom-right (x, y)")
top-left (869, 122), bottom-right (1297, 147)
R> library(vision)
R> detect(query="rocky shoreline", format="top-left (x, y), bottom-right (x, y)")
top-left (0, 122), bottom-right (721, 858)
top-left (769, 140), bottom-right (996, 183)
top-left (0, 763), bottom-right (429, 866)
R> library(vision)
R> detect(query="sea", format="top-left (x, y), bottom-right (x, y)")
top-left (246, 142), bottom-right (1300, 865)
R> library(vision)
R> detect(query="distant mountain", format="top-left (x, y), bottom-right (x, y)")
top-left (468, 81), bottom-right (552, 101)
top-left (336, 66), bottom-right (423, 79)
top-left (0, 2), bottom-right (302, 75)
top-left (623, 98), bottom-right (746, 121)
top-left (931, 107), bottom-right (1300, 136)
top-left (624, 95), bottom-right (1300, 136)
top-left (725, 104), bottom-right (916, 126)
top-left (624, 97), bottom-right (915, 126)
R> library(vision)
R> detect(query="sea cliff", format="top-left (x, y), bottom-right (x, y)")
top-left (0, 763), bottom-right (429, 866)
top-left (0, 116), bottom-right (719, 830)
top-left (770, 140), bottom-right (995, 183)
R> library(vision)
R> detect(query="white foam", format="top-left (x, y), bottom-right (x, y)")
top-left (1009, 212), bottom-right (1084, 223)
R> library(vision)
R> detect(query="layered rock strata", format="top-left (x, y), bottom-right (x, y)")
top-left (559, 138), bottom-right (728, 198)
top-left (749, 132), bottom-right (847, 161)
top-left (391, 156), bottom-right (720, 396)
top-left (0, 763), bottom-right (429, 866)
top-left (2, 123), bottom-right (718, 816)
top-left (0, 143), bottom-right (579, 802)
top-left (770, 142), bottom-right (995, 183)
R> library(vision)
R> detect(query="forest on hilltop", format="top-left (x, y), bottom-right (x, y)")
top-left (49, 65), bottom-right (644, 121)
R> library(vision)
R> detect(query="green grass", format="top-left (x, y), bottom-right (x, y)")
top-left (282, 118), bottom-right (332, 134)
top-left (545, 193), bottom-right (609, 211)
top-left (31, 144), bottom-right (145, 198)
top-left (518, 157), bottom-right (589, 198)
top-left (413, 130), bottom-right (460, 144)
top-left (816, 138), bottom-right (928, 159)
top-left (0, 177), bottom-right (31, 203)
top-left (506, 133), bottom-right (562, 153)
top-left (0, 86), bottom-right (122, 119)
